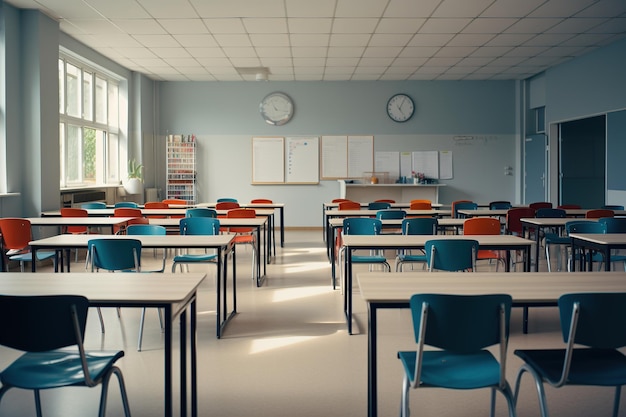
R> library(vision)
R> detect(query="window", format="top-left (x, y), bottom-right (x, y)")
top-left (59, 56), bottom-right (121, 187)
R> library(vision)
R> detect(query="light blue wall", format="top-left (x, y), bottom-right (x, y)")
top-left (158, 81), bottom-right (519, 226)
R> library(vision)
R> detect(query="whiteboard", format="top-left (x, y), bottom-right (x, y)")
top-left (321, 136), bottom-right (348, 179)
top-left (412, 151), bottom-right (439, 179)
top-left (252, 137), bottom-right (284, 183)
top-left (348, 136), bottom-right (374, 177)
top-left (286, 136), bottom-right (319, 183)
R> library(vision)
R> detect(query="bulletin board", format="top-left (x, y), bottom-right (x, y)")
top-left (320, 135), bottom-right (374, 179)
top-left (252, 136), bottom-right (319, 184)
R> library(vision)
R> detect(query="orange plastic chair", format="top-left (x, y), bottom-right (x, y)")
top-left (0, 218), bottom-right (56, 271)
top-left (144, 201), bottom-right (169, 219)
top-left (463, 217), bottom-right (506, 271)
top-left (338, 201), bottom-right (360, 210)
top-left (410, 199), bottom-right (432, 206)
top-left (410, 202), bottom-right (432, 210)
top-left (332, 198), bottom-right (350, 203)
top-left (162, 199), bottom-right (187, 218)
top-left (251, 199), bottom-right (273, 204)
top-left (226, 208), bottom-right (257, 279)
top-left (113, 208), bottom-right (143, 234)
top-left (586, 209), bottom-right (614, 219)
top-left (60, 207), bottom-right (89, 234)
top-left (374, 199), bottom-right (395, 203)
top-left (216, 201), bottom-right (241, 210)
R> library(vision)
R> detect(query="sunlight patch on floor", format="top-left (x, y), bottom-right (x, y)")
top-left (281, 261), bottom-right (329, 274)
top-left (249, 335), bottom-right (320, 354)
top-left (271, 286), bottom-right (331, 302)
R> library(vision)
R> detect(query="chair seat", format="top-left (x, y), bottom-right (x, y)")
top-left (396, 253), bottom-right (427, 263)
top-left (173, 253), bottom-right (217, 263)
top-left (9, 251), bottom-right (55, 263)
top-left (0, 349), bottom-right (124, 390)
top-left (514, 348), bottom-right (626, 386)
top-left (351, 255), bottom-right (388, 264)
top-left (398, 350), bottom-right (501, 389)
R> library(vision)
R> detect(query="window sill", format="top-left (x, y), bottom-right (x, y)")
top-left (0, 193), bottom-right (20, 198)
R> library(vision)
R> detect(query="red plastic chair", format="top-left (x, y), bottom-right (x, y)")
top-left (529, 202), bottom-right (552, 210)
top-left (0, 218), bottom-right (56, 271)
top-left (113, 208), bottom-right (143, 234)
top-left (144, 201), bottom-right (169, 219)
top-left (60, 208), bottom-right (91, 262)
top-left (463, 217), bottom-right (506, 271)
top-left (162, 199), bottom-right (187, 218)
top-left (586, 209), bottom-right (614, 219)
top-left (226, 208), bottom-right (257, 280)
top-left (251, 198), bottom-right (273, 204)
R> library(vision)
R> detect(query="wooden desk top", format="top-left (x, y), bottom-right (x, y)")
top-left (341, 234), bottom-right (533, 248)
top-left (0, 272), bottom-right (206, 306)
top-left (27, 217), bottom-right (135, 226)
top-left (520, 217), bottom-right (597, 226)
top-left (358, 271), bottom-right (626, 305)
top-left (327, 217), bottom-right (501, 228)
top-left (325, 209), bottom-right (451, 217)
top-left (29, 233), bottom-right (234, 249)
top-left (41, 208), bottom-right (276, 217)
top-left (569, 233), bottom-right (626, 245)
top-left (149, 217), bottom-right (267, 228)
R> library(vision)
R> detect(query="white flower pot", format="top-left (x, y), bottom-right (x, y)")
top-left (124, 178), bottom-right (143, 195)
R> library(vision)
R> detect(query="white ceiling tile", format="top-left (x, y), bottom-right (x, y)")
top-left (588, 18), bottom-right (626, 34)
top-left (291, 47), bottom-right (329, 57)
top-left (221, 47), bottom-right (257, 57)
top-left (504, 45), bottom-right (551, 57)
top-left (290, 34), bottom-right (331, 47)
top-left (326, 57), bottom-right (361, 66)
top-left (185, 48), bottom-right (226, 58)
top-left (173, 35), bottom-right (219, 48)
top-left (432, 0), bottom-right (495, 18)
top-left (362, 47), bottom-right (403, 58)
top-left (115, 48), bottom-right (157, 59)
top-left (399, 46), bottom-right (441, 57)
top-left (213, 34), bottom-right (253, 47)
top-left (332, 18), bottom-right (380, 33)
top-left (85, 0), bottom-right (150, 19)
top-left (36, 0), bottom-right (100, 19)
top-left (447, 33), bottom-right (495, 46)
top-left (164, 60), bottom-right (203, 69)
top-left (419, 18), bottom-right (473, 33)
top-left (529, 0), bottom-right (598, 18)
top-left (189, 0), bottom-right (286, 18)
top-left (150, 48), bottom-right (192, 58)
top-left (359, 57), bottom-right (395, 66)
top-left (203, 19), bottom-right (246, 33)
top-left (229, 57), bottom-right (262, 66)
top-left (131, 57), bottom-right (170, 67)
top-left (293, 57), bottom-right (327, 66)
top-left (546, 18), bottom-right (607, 34)
top-left (470, 46), bottom-right (515, 57)
top-left (196, 57), bottom-right (232, 67)
top-left (327, 46), bottom-right (366, 57)
top-left (285, 0), bottom-right (337, 17)
top-left (523, 33), bottom-right (575, 46)
top-left (457, 56), bottom-right (495, 66)
top-left (250, 34), bottom-right (291, 47)
top-left (392, 57), bottom-right (429, 66)
top-left (424, 57), bottom-right (463, 66)
top-left (435, 46), bottom-right (477, 57)
top-left (375, 18), bottom-right (426, 33)
top-left (504, 18), bottom-right (564, 33)
top-left (329, 34), bottom-right (372, 46)
top-left (288, 18), bottom-right (334, 33)
top-left (135, 0), bottom-right (199, 18)
top-left (111, 19), bottom-right (167, 35)
top-left (157, 19), bottom-right (208, 35)
top-left (63, 19), bottom-right (125, 35)
top-left (243, 18), bottom-right (289, 33)
top-left (260, 58), bottom-right (293, 66)
top-left (407, 33), bottom-right (455, 46)
top-left (335, 0), bottom-right (388, 18)
top-left (576, 0), bottom-right (626, 18)
top-left (462, 18), bottom-right (519, 33)
top-left (255, 47), bottom-right (293, 57)
top-left (324, 66), bottom-right (357, 74)
top-left (368, 34), bottom-right (413, 47)
top-left (133, 35), bottom-right (180, 48)
top-left (480, 0), bottom-right (546, 18)
top-left (384, 0), bottom-right (441, 18)
top-left (485, 33), bottom-right (535, 46)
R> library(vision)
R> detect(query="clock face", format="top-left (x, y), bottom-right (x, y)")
top-left (260, 92), bottom-right (294, 126)
top-left (387, 94), bottom-right (415, 122)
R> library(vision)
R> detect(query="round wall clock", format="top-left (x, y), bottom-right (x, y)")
top-left (387, 93), bottom-right (415, 122)
top-left (259, 92), bottom-right (294, 126)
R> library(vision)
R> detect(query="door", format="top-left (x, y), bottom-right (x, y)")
top-left (524, 134), bottom-right (547, 204)
top-left (559, 116), bottom-right (605, 208)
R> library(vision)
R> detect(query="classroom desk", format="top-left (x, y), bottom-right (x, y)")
top-left (569, 233), bottom-right (626, 271)
top-left (27, 216), bottom-right (135, 234)
top-left (358, 271), bottom-right (626, 417)
top-left (197, 202), bottom-right (285, 248)
top-left (148, 217), bottom-right (268, 286)
top-left (520, 217), bottom-right (599, 271)
top-left (28, 234), bottom-right (236, 338)
top-left (324, 208), bottom-right (451, 260)
top-left (459, 208), bottom-right (626, 218)
top-left (341, 234), bottom-right (533, 334)
top-left (0, 272), bottom-right (205, 417)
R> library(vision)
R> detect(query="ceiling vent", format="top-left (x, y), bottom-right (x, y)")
top-left (235, 66), bottom-right (270, 81)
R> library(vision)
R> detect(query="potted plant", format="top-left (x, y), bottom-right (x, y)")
top-left (124, 158), bottom-right (143, 194)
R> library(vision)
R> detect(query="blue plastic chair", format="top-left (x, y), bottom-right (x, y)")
top-left (375, 209), bottom-right (406, 220)
top-left (368, 201), bottom-right (391, 210)
top-left (185, 207), bottom-right (217, 218)
top-left (339, 218), bottom-right (390, 284)
top-left (0, 295), bottom-right (131, 417)
top-left (535, 208), bottom-right (567, 272)
top-left (114, 201), bottom-right (139, 208)
top-left (566, 221), bottom-right (606, 271)
top-left (398, 293), bottom-right (515, 417)
top-left (87, 238), bottom-right (142, 341)
top-left (425, 239), bottom-right (478, 272)
top-left (81, 201), bottom-right (106, 209)
top-left (453, 201), bottom-right (478, 218)
top-left (602, 205), bottom-right (624, 210)
top-left (172, 217), bottom-right (220, 273)
top-left (597, 217), bottom-right (626, 271)
top-left (489, 201), bottom-right (512, 210)
top-left (217, 198), bottom-right (238, 203)
top-left (514, 292), bottom-right (626, 417)
top-left (395, 218), bottom-right (438, 272)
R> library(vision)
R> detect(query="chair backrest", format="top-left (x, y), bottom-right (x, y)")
top-left (529, 202), bottom-right (553, 210)
top-left (126, 224), bottom-right (166, 236)
top-left (60, 207), bottom-right (89, 234)
top-left (251, 198), bottom-right (273, 203)
top-left (489, 201), bottom-right (512, 210)
top-left (114, 208), bottom-right (143, 217)
top-left (425, 239), bottom-right (478, 271)
top-left (376, 209), bottom-right (406, 220)
top-left (409, 202), bottom-right (432, 210)
top-left (586, 209), bottom-right (614, 219)
top-left (374, 199), bottom-right (395, 203)
top-left (598, 217), bottom-right (626, 233)
top-left (217, 198), bottom-right (238, 203)
top-left (144, 201), bottom-right (169, 209)
top-left (463, 217), bottom-right (501, 235)
top-left (226, 208), bottom-right (256, 233)
top-left (401, 218), bottom-right (438, 235)
top-left (186, 208), bottom-right (217, 218)
top-left (452, 201), bottom-right (478, 218)
top-left (179, 217), bottom-right (220, 236)
top-left (602, 205), bottom-right (624, 210)
top-left (410, 199), bottom-right (431, 205)
top-left (410, 293), bottom-right (512, 352)
top-left (565, 220), bottom-right (606, 235)
top-left (0, 218), bottom-right (32, 250)
top-left (0, 294), bottom-right (89, 352)
top-left (342, 217), bottom-right (382, 236)
top-left (505, 207), bottom-right (536, 235)
top-left (215, 201), bottom-right (240, 210)
top-left (88, 238), bottom-right (141, 272)
top-left (559, 293), bottom-right (626, 349)
top-left (557, 204), bottom-right (582, 209)
top-left (331, 198), bottom-right (350, 203)
top-left (451, 200), bottom-right (472, 218)
top-left (368, 202), bottom-right (391, 210)
top-left (535, 208), bottom-right (566, 218)
top-left (114, 201), bottom-right (139, 208)
top-left (338, 201), bottom-right (361, 210)
top-left (80, 202), bottom-right (106, 209)
top-left (162, 199), bottom-right (187, 206)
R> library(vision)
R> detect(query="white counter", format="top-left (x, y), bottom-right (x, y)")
top-left (338, 180), bottom-right (445, 203)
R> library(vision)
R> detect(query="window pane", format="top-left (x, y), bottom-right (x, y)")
top-left (66, 124), bottom-right (81, 183)
top-left (95, 76), bottom-right (107, 124)
top-left (83, 71), bottom-right (93, 121)
top-left (59, 123), bottom-right (65, 186)
top-left (58, 59), bottom-right (65, 114)
top-left (83, 127), bottom-right (96, 183)
top-left (108, 83), bottom-right (118, 128)
top-left (66, 63), bottom-right (81, 118)
top-left (107, 133), bottom-right (119, 183)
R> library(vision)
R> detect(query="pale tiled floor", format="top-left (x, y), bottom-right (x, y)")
top-left (0, 230), bottom-right (622, 417)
